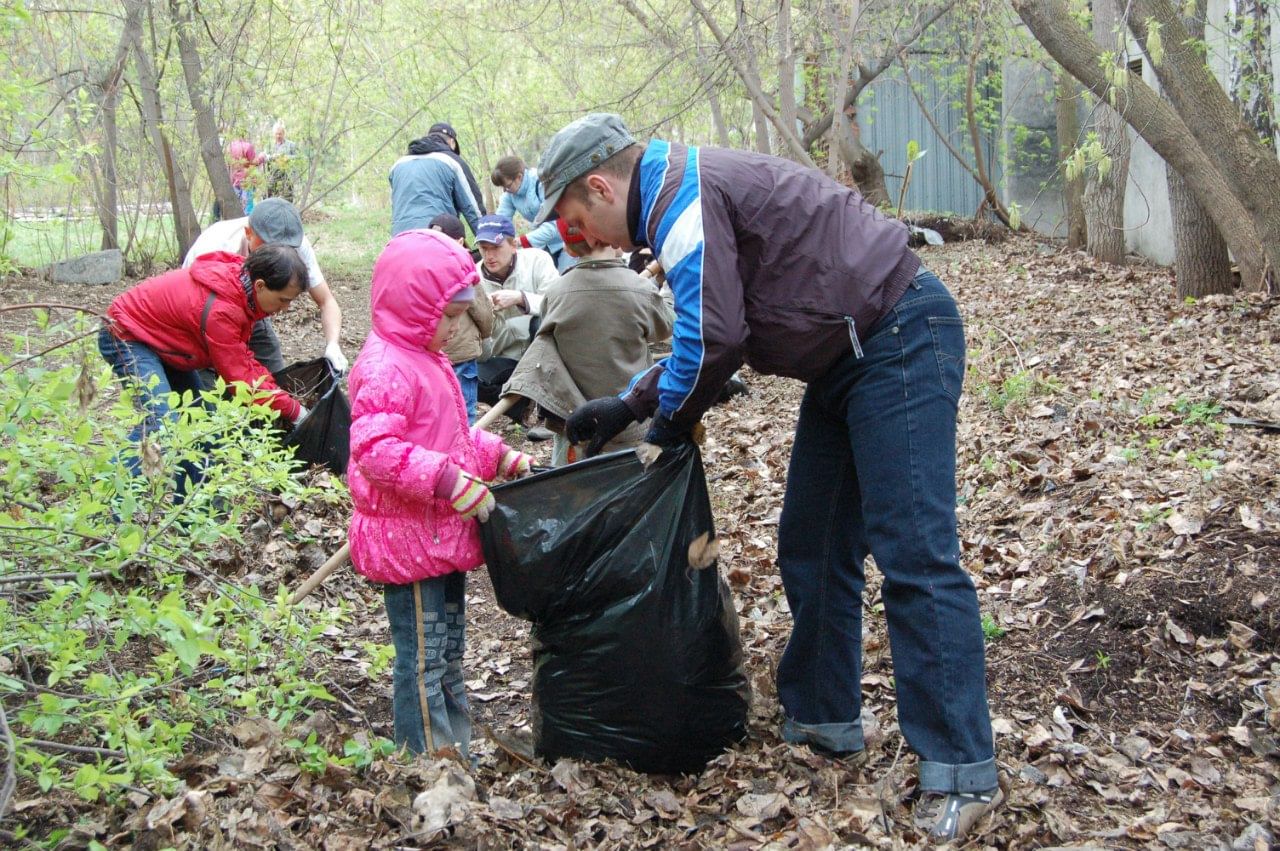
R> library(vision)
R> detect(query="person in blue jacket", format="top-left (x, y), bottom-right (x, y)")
top-left (491, 155), bottom-right (574, 273)
top-left (389, 130), bottom-right (483, 236)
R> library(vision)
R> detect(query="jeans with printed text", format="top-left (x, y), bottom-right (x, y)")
top-left (775, 269), bottom-right (996, 793)
top-left (384, 573), bottom-right (470, 758)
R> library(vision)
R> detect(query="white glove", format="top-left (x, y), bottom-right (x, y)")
top-left (323, 342), bottom-right (349, 375)
top-left (293, 404), bottom-right (311, 426)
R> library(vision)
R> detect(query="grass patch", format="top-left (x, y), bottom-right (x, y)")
top-left (306, 202), bottom-right (388, 282)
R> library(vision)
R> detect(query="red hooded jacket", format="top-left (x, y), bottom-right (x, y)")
top-left (105, 251), bottom-right (300, 420)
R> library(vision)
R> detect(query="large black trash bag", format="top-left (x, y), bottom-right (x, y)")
top-left (480, 443), bottom-right (750, 774)
top-left (272, 358), bottom-right (350, 476)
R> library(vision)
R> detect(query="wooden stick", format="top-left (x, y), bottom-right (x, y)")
top-left (473, 393), bottom-right (519, 431)
top-left (288, 542), bottom-right (350, 604)
top-left (289, 394), bottom-right (523, 605)
top-left (640, 259), bottom-right (665, 284)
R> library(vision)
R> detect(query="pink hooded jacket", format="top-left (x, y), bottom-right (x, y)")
top-left (347, 229), bottom-right (508, 584)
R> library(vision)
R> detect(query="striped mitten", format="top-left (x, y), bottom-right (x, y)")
top-left (498, 448), bottom-right (534, 481)
top-left (449, 472), bottom-right (494, 522)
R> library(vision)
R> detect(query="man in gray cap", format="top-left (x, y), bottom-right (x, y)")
top-left (184, 198), bottom-right (347, 374)
top-left (541, 113), bottom-right (1000, 843)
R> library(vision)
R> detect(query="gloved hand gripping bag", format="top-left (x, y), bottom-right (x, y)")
top-left (480, 443), bottom-right (750, 774)
top-left (273, 358), bottom-right (351, 476)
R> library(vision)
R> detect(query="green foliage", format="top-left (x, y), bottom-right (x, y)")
top-left (1065, 132), bottom-right (1112, 184)
top-left (982, 371), bottom-right (1034, 413)
top-left (0, 320), bottom-right (343, 803)
top-left (981, 614), bottom-right (1007, 642)
top-left (1171, 396), bottom-right (1222, 427)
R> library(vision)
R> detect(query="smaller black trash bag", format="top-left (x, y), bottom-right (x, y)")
top-left (480, 443), bottom-right (750, 774)
top-left (272, 358), bottom-right (350, 476)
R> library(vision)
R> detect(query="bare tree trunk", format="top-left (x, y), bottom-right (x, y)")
top-left (129, 1), bottom-right (200, 257)
top-left (692, 14), bottom-right (731, 147)
top-left (800, 0), bottom-right (958, 150)
top-left (1126, 0), bottom-right (1280, 286)
top-left (1168, 0), bottom-right (1233, 296)
top-left (777, 0), bottom-right (798, 144)
top-left (1056, 70), bottom-right (1087, 249)
top-left (963, 25), bottom-right (1017, 228)
top-left (1227, 0), bottom-right (1277, 149)
top-left (95, 17), bottom-right (134, 251)
top-left (169, 0), bottom-right (241, 219)
top-left (752, 101), bottom-right (772, 154)
top-left (1083, 0), bottom-right (1130, 264)
top-left (900, 53), bottom-right (1017, 226)
top-left (691, 0), bottom-right (815, 165)
top-left (836, 105), bottom-right (890, 205)
top-left (827, 0), bottom-right (859, 177)
top-left (1012, 0), bottom-right (1272, 288)
top-left (1169, 167), bottom-right (1233, 295)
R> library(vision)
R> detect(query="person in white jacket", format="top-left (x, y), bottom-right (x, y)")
top-left (473, 214), bottom-right (559, 361)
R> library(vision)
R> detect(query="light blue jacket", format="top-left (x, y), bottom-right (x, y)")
top-left (389, 153), bottom-right (482, 236)
top-left (496, 167), bottom-right (573, 272)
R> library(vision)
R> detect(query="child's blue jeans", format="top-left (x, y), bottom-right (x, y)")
top-left (383, 572), bottom-right (470, 757)
top-left (453, 360), bottom-right (479, 425)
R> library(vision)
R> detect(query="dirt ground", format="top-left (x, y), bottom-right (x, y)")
top-left (2, 232), bottom-right (1278, 849)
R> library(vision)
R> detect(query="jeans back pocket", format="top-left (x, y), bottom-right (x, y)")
top-left (928, 317), bottom-right (966, 405)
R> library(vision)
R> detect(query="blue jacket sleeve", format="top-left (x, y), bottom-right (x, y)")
top-left (496, 191), bottom-right (516, 220)
top-left (453, 173), bottom-right (481, 234)
top-left (524, 221), bottom-right (564, 253)
top-left (623, 164), bottom-right (747, 427)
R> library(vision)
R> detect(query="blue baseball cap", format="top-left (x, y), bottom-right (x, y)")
top-left (474, 214), bottom-right (517, 245)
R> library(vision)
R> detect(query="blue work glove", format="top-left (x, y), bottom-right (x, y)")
top-left (643, 414), bottom-right (690, 448)
top-left (566, 397), bottom-right (637, 457)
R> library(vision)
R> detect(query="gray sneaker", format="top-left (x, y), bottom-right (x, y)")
top-left (913, 786), bottom-right (1003, 842)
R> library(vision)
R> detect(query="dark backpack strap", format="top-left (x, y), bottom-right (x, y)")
top-left (200, 292), bottom-right (217, 338)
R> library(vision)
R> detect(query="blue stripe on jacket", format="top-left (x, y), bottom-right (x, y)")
top-left (636, 142), bottom-right (708, 419)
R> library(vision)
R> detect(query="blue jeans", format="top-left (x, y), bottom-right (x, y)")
top-left (97, 326), bottom-right (208, 500)
top-left (775, 270), bottom-right (996, 794)
top-left (453, 360), bottom-right (479, 425)
top-left (384, 573), bottom-right (470, 757)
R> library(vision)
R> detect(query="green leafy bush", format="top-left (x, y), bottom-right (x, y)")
top-left (0, 319), bottom-right (343, 804)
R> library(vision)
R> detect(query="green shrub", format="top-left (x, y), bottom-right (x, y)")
top-left (0, 319), bottom-right (343, 804)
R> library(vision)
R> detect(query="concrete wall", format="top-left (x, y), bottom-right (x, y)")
top-left (1001, 58), bottom-right (1066, 236)
top-left (1122, 59), bottom-right (1175, 264)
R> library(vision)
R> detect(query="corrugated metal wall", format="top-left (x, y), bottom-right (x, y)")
top-left (857, 62), bottom-right (1001, 216)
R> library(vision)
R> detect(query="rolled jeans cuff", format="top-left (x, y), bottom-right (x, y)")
top-left (918, 757), bottom-right (998, 793)
top-left (782, 717), bottom-right (863, 755)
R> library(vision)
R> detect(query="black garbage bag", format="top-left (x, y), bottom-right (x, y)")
top-left (272, 358), bottom-right (350, 476)
top-left (480, 443), bottom-right (750, 774)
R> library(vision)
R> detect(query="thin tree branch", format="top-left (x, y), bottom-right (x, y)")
top-left (0, 703), bottom-right (16, 821)
top-left (801, 0), bottom-right (959, 150)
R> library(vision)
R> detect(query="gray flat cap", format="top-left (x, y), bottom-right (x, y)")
top-left (534, 113), bottom-right (636, 225)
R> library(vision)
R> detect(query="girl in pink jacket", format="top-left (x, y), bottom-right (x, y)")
top-left (347, 228), bottom-right (532, 759)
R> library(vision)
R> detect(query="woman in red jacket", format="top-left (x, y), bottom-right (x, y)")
top-left (98, 243), bottom-right (310, 498)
